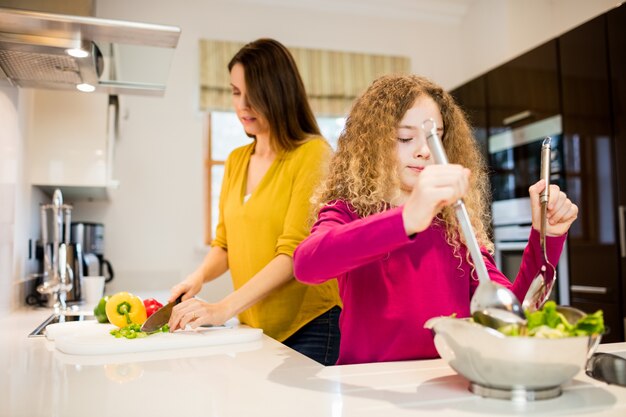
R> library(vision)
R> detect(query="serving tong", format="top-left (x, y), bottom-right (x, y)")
top-left (522, 137), bottom-right (557, 312)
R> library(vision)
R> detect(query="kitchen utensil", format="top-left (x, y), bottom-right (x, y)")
top-left (64, 243), bottom-right (83, 302)
top-left (586, 352), bottom-right (626, 387)
top-left (56, 243), bottom-right (74, 310)
top-left (422, 119), bottom-right (526, 326)
top-left (140, 294), bottom-right (183, 332)
top-left (425, 315), bottom-right (601, 400)
top-left (523, 137), bottom-right (557, 312)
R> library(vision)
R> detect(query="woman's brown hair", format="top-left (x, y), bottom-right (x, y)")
top-left (228, 38), bottom-right (320, 152)
top-left (313, 74), bottom-right (494, 256)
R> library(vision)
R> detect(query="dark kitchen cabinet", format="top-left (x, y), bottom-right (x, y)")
top-left (450, 76), bottom-right (493, 240)
top-left (608, 4), bottom-right (626, 343)
top-left (486, 40), bottom-right (560, 136)
top-left (450, 75), bottom-right (489, 160)
top-left (451, 6), bottom-right (626, 342)
top-left (560, 14), bottom-right (624, 342)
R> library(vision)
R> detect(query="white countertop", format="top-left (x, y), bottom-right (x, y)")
top-left (2, 307), bottom-right (626, 417)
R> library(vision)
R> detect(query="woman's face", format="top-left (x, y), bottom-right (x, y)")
top-left (230, 63), bottom-right (270, 138)
top-left (395, 95), bottom-right (444, 195)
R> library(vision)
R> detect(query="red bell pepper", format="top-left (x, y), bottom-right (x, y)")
top-left (143, 298), bottom-right (163, 318)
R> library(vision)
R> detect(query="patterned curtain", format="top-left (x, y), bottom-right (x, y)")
top-left (199, 39), bottom-right (411, 117)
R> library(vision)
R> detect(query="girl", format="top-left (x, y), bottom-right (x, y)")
top-left (168, 39), bottom-right (341, 366)
top-left (293, 74), bottom-right (577, 365)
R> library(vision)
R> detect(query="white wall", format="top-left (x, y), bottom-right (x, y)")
top-left (0, 86), bottom-right (45, 314)
top-left (451, 0), bottom-right (617, 88)
top-left (18, 0), bottom-right (615, 305)
top-left (0, 85), bottom-right (20, 314)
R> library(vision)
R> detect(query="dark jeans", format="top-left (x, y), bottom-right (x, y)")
top-left (282, 306), bottom-right (341, 366)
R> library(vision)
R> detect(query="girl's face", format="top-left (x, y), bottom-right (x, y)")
top-left (396, 95), bottom-right (444, 196)
top-left (230, 63), bottom-right (270, 138)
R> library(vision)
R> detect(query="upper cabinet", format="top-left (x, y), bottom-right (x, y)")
top-left (27, 90), bottom-right (120, 201)
top-left (451, 5), bottom-right (626, 343)
top-left (486, 40), bottom-right (560, 136)
top-left (450, 75), bottom-right (489, 160)
top-left (559, 14), bottom-right (622, 343)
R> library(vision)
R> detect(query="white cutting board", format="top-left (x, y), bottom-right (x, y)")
top-left (48, 321), bottom-right (263, 355)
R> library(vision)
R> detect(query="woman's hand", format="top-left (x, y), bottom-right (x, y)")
top-left (402, 164), bottom-right (470, 235)
top-left (168, 270), bottom-right (205, 303)
top-left (168, 298), bottom-right (233, 331)
top-left (529, 179), bottom-right (578, 236)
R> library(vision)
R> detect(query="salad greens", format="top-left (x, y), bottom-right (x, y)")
top-left (499, 301), bottom-right (604, 338)
top-left (110, 323), bottom-right (170, 339)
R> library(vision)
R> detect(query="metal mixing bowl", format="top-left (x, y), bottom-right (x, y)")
top-left (425, 316), bottom-right (600, 400)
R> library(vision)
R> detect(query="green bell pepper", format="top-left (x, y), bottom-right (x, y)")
top-left (94, 295), bottom-right (110, 323)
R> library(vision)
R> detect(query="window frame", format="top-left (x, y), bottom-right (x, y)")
top-left (205, 111), bottom-right (345, 244)
top-left (204, 113), bottom-right (225, 245)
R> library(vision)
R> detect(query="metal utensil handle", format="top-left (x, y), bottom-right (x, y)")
top-left (540, 137), bottom-right (551, 256)
top-left (423, 119), bottom-right (490, 284)
top-left (454, 202), bottom-right (491, 283)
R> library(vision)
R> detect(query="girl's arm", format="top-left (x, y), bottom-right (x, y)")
top-left (475, 179), bottom-right (575, 301)
top-left (474, 229), bottom-right (566, 302)
top-left (294, 203), bottom-right (416, 283)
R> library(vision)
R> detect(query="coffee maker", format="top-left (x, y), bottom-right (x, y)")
top-left (70, 222), bottom-right (114, 283)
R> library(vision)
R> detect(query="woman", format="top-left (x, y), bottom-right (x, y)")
top-left (168, 39), bottom-right (341, 366)
top-left (293, 74), bottom-right (577, 364)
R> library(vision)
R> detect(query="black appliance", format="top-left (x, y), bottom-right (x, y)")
top-left (70, 222), bottom-right (114, 283)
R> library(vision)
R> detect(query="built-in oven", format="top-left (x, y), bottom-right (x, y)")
top-left (490, 115), bottom-right (570, 304)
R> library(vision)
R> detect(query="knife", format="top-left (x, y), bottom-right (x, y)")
top-left (140, 294), bottom-right (182, 332)
top-left (586, 352), bottom-right (626, 387)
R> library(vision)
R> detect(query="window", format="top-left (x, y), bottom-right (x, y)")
top-left (205, 112), bottom-right (345, 243)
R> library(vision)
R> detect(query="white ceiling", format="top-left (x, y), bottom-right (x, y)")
top-left (232, 0), bottom-right (474, 24)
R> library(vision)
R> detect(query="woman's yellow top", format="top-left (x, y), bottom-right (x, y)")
top-left (211, 137), bottom-right (340, 341)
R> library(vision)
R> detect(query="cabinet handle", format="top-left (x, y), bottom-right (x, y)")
top-left (618, 205), bottom-right (626, 258)
top-left (570, 285), bottom-right (608, 294)
top-left (503, 110), bottom-right (533, 126)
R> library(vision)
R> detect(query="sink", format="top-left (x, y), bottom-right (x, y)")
top-left (29, 311), bottom-right (95, 337)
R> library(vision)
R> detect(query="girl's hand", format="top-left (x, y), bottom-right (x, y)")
top-left (529, 179), bottom-right (578, 236)
top-left (168, 270), bottom-right (204, 303)
top-left (402, 164), bottom-right (470, 235)
top-left (168, 298), bottom-right (233, 331)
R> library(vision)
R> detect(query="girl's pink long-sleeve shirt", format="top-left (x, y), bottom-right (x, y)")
top-left (293, 200), bottom-right (566, 365)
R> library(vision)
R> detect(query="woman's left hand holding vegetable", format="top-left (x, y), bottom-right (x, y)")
top-left (168, 298), bottom-right (233, 331)
top-left (528, 179), bottom-right (578, 236)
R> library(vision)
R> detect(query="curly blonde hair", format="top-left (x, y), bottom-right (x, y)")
top-left (313, 74), bottom-right (494, 257)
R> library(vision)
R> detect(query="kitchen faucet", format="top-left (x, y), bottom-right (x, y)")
top-left (37, 189), bottom-right (74, 311)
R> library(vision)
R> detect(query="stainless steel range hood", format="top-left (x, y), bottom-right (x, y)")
top-left (0, 7), bottom-right (181, 96)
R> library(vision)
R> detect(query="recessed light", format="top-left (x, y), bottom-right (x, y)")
top-left (66, 48), bottom-right (89, 58)
top-left (76, 83), bottom-right (96, 92)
